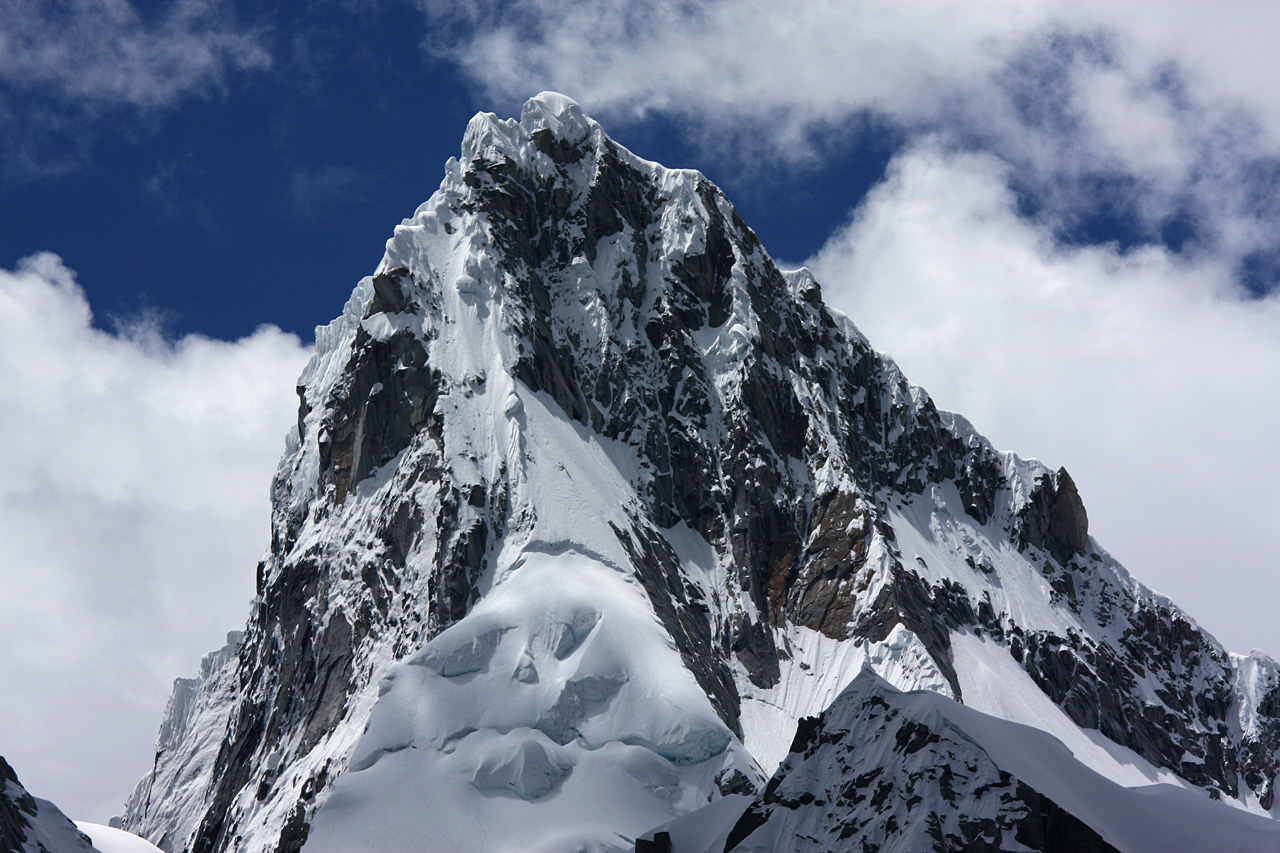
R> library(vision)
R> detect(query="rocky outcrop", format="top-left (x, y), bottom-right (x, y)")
top-left (1018, 467), bottom-right (1089, 566)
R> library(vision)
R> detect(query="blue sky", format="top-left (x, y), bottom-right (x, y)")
top-left (2, 0), bottom-right (1279, 825)
top-left (2, 1), bottom-right (477, 340)
top-left (0, 1), bottom-right (899, 341)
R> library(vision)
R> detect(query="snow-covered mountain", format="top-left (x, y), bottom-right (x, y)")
top-left (121, 92), bottom-right (1280, 852)
top-left (721, 671), bottom-right (1280, 852)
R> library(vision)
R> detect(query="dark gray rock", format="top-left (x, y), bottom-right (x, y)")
top-left (613, 520), bottom-right (745, 737)
top-left (0, 757), bottom-right (37, 853)
top-left (317, 319), bottom-right (439, 505)
top-left (1018, 468), bottom-right (1089, 566)
top-left (272, 802), bottom-right (308, 853)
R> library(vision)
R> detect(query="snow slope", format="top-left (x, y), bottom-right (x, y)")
top-left (306, 551), bottom-right (752, 853)
top-left (77, 823), bottom-right (164, 853)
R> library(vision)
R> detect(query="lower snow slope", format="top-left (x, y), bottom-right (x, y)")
top-left (304, 551), bottom-right (752, 853)
top-left (77, 823), bottom-right (165, 853)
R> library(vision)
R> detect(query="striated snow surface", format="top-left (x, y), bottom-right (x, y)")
top-left (122, 635), bottom-right (242, 851)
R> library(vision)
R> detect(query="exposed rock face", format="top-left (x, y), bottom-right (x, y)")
top-left (1017, 467), bottom-right (1089, 566)
top-left (123, 93), bottom-right (1280, 852)
top-left (1, 756), bottom-right (97, 853)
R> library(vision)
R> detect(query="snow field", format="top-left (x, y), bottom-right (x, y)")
top-left (305, 552), bottom-right (751, 853)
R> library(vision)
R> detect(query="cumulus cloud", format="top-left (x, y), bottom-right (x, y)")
top-left (0, 0), bottom-right (270, 179)
top-left (0, 254), bottom-right (310, 819)
top-left (807, 143), bottom-right (1280, 656)
top-left (425, 0), bottom-right (1280, 287)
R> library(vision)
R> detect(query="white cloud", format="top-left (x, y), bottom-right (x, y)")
top-left (0, 254), bottom-right (310, 820)
top-left (0, 0), bottom-right (269, 109)
top-left (431, 0), bottom-right (1038, 153)
top-left (430, 0), bottom-right (1280, 273)
top-left (807, 143), bottom-right (1280, 657)
top-left (1077, 2), bottom-right (1280, 143)
top-left (0, 0), bottom-right (270, 179)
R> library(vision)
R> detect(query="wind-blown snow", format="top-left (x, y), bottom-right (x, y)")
top-left (306, 551), bottom-right (747, 853)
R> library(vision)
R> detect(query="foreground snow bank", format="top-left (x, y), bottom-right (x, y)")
top-left (75, 823), bottom-right (162, 853)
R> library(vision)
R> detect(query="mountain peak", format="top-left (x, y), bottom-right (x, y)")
top-left (122, 97), bottom-right (1280, 853)
top-left (520, 91), bottom-right (594, 143)
top-left (458, 91), bottom-right (603, 179)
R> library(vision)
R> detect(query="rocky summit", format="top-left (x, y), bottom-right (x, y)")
top-left (103, 93), bottom-right (1280, 852)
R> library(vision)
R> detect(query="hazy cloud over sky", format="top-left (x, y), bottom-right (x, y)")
top-left (0, 0), bottom-right (269, 179)
top-left (0, 254), bottom-right (309, 819)
top-left (288, 165), bottom-right (382, 221)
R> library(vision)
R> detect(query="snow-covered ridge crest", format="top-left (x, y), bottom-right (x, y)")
top-left (727, 671), bottom-right (1280, 852)
top-left (465, 91), bottom-right (600, 172)
top-left (124, 92), bottom-right (1280, 853)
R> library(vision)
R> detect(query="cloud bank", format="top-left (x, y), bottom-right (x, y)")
top-left (807, 144), bottom-right (1280, 656)
top-left (0, 254), bottom-right (309, 820)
